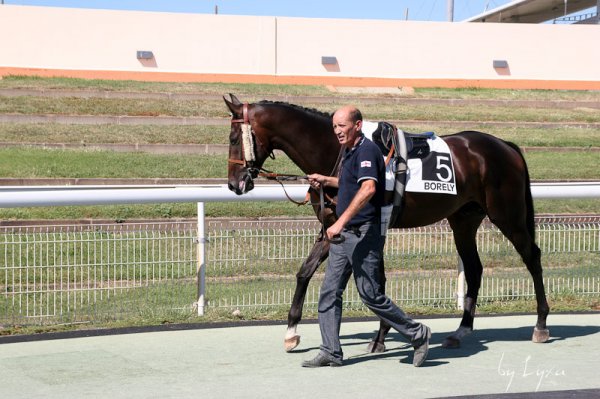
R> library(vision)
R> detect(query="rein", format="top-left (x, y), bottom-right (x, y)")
top-left (257, 167), bottom-right (311, 206)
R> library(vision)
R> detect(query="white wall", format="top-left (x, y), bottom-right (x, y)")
top-left (276, 18), bottom-right (600, 81)
top-left (1, 5), bottom-right (599, 87)
top-left (0, 5), bottom-right (276, 75)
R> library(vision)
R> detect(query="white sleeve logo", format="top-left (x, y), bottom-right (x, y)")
top-left (360, 161), bottom-right (371, 168)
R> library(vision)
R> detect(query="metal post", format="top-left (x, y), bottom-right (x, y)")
top-left (456, 256), bottom-right (465, 310)
top-left (447, 0), bottom-right (454, 22)
top-left (196, 202), bottom-right (206, 316)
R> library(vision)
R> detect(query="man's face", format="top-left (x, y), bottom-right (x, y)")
top-left (332, 110), bottom-right (362, 147)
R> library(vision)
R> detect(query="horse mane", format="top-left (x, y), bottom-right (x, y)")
top-left (257, 100), bottom-right (332, 120)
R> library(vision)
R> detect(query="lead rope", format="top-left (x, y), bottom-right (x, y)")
top-left (322, 147), bottom-right (346, 244)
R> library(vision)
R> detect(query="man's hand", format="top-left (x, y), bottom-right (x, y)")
top-left (326, 220), bottom-right (344, 241)
top-left (308, 174), bottom-right (339, 189)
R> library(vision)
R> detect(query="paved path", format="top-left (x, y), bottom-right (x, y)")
top-left (0, 313), bottom-right (599, 399)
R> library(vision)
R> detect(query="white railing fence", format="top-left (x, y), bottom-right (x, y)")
top-left (0, 183), bottom-right (599, 327)
top-left (1, 215), bottom-right (599, 326)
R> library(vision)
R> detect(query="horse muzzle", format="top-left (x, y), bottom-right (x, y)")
top-left (228, 173), bottom-right (255, 195)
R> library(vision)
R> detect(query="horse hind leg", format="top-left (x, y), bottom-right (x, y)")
top-left (486, 192), bottom-right (550, 343)
top-left (443, 207), bottom-right (486, 348)
top-left (285, 239), bottom-right (330, 352)
top-left (489, 217), bottom-right (550, 343)
top-left (528, 245), bottom-right (550, 343)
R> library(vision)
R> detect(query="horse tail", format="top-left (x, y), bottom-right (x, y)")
top-left (505, 141), bottom-right (536, 240)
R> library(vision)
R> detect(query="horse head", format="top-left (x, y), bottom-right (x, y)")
top-left (223, 94), bottom-right (273, 195)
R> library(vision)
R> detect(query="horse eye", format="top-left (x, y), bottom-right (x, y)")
top-left (230, 136), bottom-right (239, 145)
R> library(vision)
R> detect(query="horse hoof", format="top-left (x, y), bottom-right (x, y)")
top-left (442, 336), bottom-right (461, 349)
top-left (284, 335), bottom-right (300, 352)
top-left (366, 341), bottom-right (386, 353)
top-left (532, 327), bottom-right (550, 343)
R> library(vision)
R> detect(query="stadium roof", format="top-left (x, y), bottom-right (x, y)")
top-left (463, 0), bottom-right (598, 23)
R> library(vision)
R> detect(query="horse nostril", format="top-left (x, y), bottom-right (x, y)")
top-left (228, 182), bottom-right (243, 195)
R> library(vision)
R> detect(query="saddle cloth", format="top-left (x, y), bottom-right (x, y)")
top-left (362, 121), bottom-right (457, 195)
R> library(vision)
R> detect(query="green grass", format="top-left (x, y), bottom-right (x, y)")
top-left (3, 75), bottom-right (600, 101)
top-left (0, 123), bottom-right (230, 145)
top-left (0, 148), bottom-right (294, 178)
top-left (524, 151), bottom-right (600, 180)
top-left (0, 96), bottom-right (224, 117)
top-left (0, 198), bottom-right (597, 220)
top-left (0, 123), bottom-right (598, 148)
top-left (0, 148), bottom-right (220, 178)
top-left (0, 75), bottom-right (334, 96)
top-left (414, 87), bottom-right (600, 101)
top-left (353, 103), bottom-right (600, 123)
top-left (0, 202), bottom-right (315, 220)
top-left (0, 147), bottom-right (597, 180)
top-left (2, 96), bottom-right (599, 123)
top-left (1, 284), bottom-right (596, 336)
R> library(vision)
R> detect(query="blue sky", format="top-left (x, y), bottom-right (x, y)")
top-left (2, 0), bottom-right (519, 22)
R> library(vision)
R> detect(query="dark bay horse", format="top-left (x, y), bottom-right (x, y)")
top-left (224, 94), bottom-right (550, 352)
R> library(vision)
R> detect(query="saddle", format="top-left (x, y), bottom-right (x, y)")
top-left (370, 121), bottom-right (434, 160)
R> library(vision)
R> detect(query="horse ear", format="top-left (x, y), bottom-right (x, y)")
top-left (223, 94), bottom-right (242, 114)
top-left (229, 93), bottom-right (242, 105)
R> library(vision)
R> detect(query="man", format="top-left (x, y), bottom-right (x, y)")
top-left (302, 105), bottom-right (431, 368)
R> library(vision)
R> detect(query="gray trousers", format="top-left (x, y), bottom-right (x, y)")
top-left (318, 222), bottom-right (428, 361)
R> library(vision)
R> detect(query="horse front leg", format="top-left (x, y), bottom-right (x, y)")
top-left (285, 238), bottom-right (330, 352)
top-left (443, 295), bottom-right (477, 348)
top-left (367, 322), bottom-right (391, 353)
top-left (443, 213), bottom-right (485, 348)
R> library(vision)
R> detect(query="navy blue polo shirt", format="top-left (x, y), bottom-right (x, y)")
top-left (337, 135), bottom-right (385, 226)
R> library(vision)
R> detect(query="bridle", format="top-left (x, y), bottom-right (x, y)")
top-left (227, 103), bottom-right (311, 204)
top-left (228, 103), bottom-right (276, 179)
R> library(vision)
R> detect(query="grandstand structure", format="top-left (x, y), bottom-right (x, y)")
top-left (465, 0), bottom-right (599, 24)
